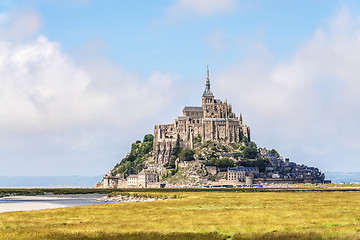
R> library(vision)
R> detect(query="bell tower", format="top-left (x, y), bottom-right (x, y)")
top-left (202, 64), bottom-right (215, 117)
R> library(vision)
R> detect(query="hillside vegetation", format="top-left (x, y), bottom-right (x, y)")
top-left (162, 136), bottom-right (272, 184)
top-left (111, 134), bottom-right (154, 177)
top-left (111, 133), bottom-right (273, 181)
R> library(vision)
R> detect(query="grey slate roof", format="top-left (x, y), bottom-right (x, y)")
top-left (183, 106), bottom-right (203, 111)
top-left (228, 166), bottom-right (259, 172)
top-left (202, 87), bottom-right (214, 97)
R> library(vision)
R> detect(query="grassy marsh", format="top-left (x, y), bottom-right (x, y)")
top-left (0, 191), bottom-right (359, 239)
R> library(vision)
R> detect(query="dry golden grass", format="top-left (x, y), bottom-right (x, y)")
top-left (0, 191), bottom-right (359, 239)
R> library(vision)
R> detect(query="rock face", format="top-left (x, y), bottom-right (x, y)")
top-left (165, 161), bottom-right (208, 187)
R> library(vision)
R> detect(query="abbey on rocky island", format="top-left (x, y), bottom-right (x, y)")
top-left (153, 66), bottom-right (250, 165)
top-left (98, 65), bottom-right (329, 189)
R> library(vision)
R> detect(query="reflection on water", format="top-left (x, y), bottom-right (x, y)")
top-left (0, 194), bottom-right (111, 213)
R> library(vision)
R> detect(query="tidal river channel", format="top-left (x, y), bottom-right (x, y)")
top-left (0, 194), bottom-right (110, 213)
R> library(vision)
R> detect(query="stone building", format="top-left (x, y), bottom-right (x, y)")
top-left (154, 66), bottom-right (250, 165)
top-left (227, 166), bottom-right (259, 182)
top-left (102, 171), bottom-right (125, 188)
top-left (127, 174), bottom-right (138, 186)
top-left (100, 169), bottom-right (161, 188)
top-left (138, 168), bottom-right (159, 188)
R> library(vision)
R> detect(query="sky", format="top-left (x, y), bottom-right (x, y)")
top-left (0, 0), bottom-right (360, 177)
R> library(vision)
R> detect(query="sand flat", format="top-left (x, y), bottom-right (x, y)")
top-left (0, 194), bottom-right (106, 213)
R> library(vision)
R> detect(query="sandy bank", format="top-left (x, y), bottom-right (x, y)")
top-left (0, 194), bottom-right (106, 213)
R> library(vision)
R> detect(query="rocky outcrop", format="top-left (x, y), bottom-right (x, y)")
top-left (165, 161), bottom-right (210, 187)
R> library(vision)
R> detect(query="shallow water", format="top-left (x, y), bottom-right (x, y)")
top-left (0, 194), bottom-right (111, 213)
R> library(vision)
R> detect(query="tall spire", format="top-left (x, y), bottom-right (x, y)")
top-left (202, 62), bottom-right (214, 98)
top-left (206, 63), bottom-right (210, 88)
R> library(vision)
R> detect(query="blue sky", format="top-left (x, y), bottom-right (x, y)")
top-left (3, 0), bottom-right (349, 73)
top-left (1, 0), bottom-right (360, 177)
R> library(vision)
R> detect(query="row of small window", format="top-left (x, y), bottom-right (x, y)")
top-left (188, 118), bottom-right (200, 124)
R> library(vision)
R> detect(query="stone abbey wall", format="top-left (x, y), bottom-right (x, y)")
top-left (153, 67), bottom-right (250, 165)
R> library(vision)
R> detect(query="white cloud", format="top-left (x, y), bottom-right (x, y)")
top-left (0, 11), bottom-right (177, 133)
top-left (0, 35), bottom-right (176, 132)
top-left (215, 7), bottom-right (360, 171)
top-left (162, 0), bottom-right (236, 22)
top-left (0, 8), bottom-right (179, 176)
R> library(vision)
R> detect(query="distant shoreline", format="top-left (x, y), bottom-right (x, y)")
top-left (0, 172), bottom-right (359, 188)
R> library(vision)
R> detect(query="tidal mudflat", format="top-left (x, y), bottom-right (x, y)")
top-left (0, 194), bottom-right (108, 213)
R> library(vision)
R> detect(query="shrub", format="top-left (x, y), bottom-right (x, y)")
top-left (171, 146), bottom-right (182, 158)
top-left (233, 152), bottom-right (243, 159)
top-left (219, 145), bottom-right (229, 152)
top-left (179, 148), bottom-right (195, 161)
top-left (193, 134), bottom-right (202, 144)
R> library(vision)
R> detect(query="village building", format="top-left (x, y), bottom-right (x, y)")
top-left (227, 166), bottom-right (259, 182)
top-left (127, 174), bottom-right (138, 186)
top-left (138, 169), bottom-right (159, 188)
top-left (102, 172), bottom-right (124, 188)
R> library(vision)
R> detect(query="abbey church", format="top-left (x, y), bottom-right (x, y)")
top-left (153, 66), bottom-right (251, 165)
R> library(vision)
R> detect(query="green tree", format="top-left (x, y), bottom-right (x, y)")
top-left (248, 141), bottom-right (257, 149)
top-left (269, 149), bottom-right (279, 158)
top-left (143, 134), bottom-right (154, 142)
top-left (243, 142), bottom-right (258, 159)
top-left (215, 158), bottom-right (235, 167)
top-left (171, 146), bottom-right (182, 158)
top-left (256, 159), bottom-right (266, 172)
